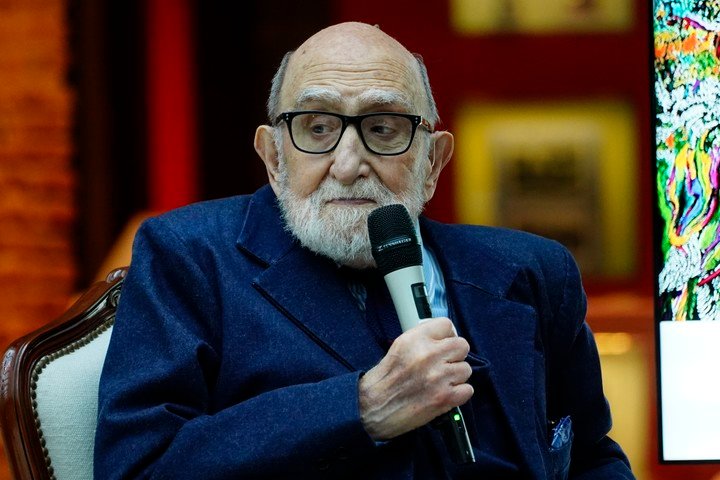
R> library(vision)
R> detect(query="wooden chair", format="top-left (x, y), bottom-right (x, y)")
top-left (0, 268), bottom-right (127, 480)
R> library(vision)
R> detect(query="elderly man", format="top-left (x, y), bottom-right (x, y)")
top-left (95, 22), bottom-right (634, 479)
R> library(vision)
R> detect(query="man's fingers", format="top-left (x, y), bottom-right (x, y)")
top-left (431, 381), bottom-right (475, 412)
top-left (417, 317), bottom-right (457, 339)
top-left (437, 336), bottom-right (470, 362)
top-left (448, 383), bottom-right (474, 408)
top-left (445, 360), bottom-right (473, 385)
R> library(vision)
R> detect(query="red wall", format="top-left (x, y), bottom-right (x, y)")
top-left (146, 0), bottom-right (198, 211)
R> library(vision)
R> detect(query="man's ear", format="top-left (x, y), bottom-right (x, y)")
top-left (423, 130), bottom-right (453, 201)
top-left (254, 125), bottom-right (282, 196)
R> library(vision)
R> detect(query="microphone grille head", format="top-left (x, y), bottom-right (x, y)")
top-left (367, 204), bottom-right (422, 275)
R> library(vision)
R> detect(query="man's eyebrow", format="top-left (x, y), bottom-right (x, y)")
top-left (293, 87), bottom-right (415, 112)
top-left (294, 87), bottom-right (343, 108)
top-left (357, 89), bottom-right (414, 111)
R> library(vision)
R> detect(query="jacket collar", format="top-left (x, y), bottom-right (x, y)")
top-left (235, 185), bottom-right (295, 267)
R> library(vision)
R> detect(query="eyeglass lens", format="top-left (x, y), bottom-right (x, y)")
top-left (290, 113), bottom-right (414, 154)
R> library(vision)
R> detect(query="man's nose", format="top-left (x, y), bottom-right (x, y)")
top-left (329, 125), bottom-right (370, 184)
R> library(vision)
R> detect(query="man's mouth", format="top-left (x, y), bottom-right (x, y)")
top-left (326, 198), bottom-right (376, 206)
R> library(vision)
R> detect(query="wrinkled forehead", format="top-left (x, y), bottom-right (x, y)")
top-left (280, 26), bottom-right (426, 114)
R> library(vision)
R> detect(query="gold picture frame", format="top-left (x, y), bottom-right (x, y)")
top-left (454, 101), bottom-right (637, 277)
top-left (450, 0), bottom-right (634, 34)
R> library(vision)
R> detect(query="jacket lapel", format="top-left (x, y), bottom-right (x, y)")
top-left (254, 247), bottom-right (386, 372)
top-left (422, 219), bottom-right (546, 478)
top-left (235, 186), bottom-right (385, 373)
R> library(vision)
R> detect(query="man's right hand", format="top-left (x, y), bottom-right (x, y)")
top-left (358, 317), bottom-right (474, 441)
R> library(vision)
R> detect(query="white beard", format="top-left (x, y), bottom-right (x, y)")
top-left (275, 149), bottom-right (429, 269)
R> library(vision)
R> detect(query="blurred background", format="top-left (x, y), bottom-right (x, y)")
top-left (0, 0), bottom-right (716, 478)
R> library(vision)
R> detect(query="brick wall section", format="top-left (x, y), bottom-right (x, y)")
top-left (0, 1), bottom-right (74, 477)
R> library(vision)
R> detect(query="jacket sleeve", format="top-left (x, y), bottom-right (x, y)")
top-left (546, 246), bottom-right (635, 480)
top-left (94, 217), bottom-right (376, 480)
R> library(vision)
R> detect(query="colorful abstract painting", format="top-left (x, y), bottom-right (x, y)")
top-left (656, 0), bottom-right (720, 320)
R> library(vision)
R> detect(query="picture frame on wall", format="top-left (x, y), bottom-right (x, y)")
top-left (454, 101), bottom-right (637, 278)
top-left (492, 132), bottom-right (603, 274)
top-left (450, 0), bottom-right (634, 34)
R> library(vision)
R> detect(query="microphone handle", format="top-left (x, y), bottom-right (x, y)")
top-left (383, 267), bottom-right (476, 464)
top-left (416, 292), bottom-right (476, 465)
top-left (432, 407), bottom-right (475, 464)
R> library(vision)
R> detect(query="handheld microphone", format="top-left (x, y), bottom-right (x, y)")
top-left (367, 204), bottom-right (475, 465)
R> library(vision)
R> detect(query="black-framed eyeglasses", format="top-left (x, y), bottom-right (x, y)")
top-left (274, 111), bottom-right (434, 156)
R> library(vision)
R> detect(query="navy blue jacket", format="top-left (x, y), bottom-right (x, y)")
top-left (95, 185), bottom-right (634, 479)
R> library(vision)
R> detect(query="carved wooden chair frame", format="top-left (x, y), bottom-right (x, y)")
top-left (0, 267), bottom-right (127, 480)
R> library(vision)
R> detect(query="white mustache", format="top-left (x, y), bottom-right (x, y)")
top-left (314, 178), bottom-right (393, 205)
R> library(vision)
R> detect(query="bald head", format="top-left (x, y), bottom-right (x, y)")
top-left (266, 22), bottom-right (438, 126)
top-left (291, 22), bottom-right (417, 72)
